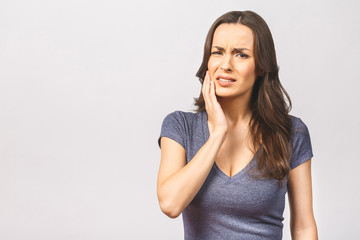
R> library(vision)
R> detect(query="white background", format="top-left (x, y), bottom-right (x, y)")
top-left (1, 0), bottom-right (359, 239)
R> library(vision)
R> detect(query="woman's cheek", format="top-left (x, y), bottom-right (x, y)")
top-left (239, 62), bottom-right (256, 77)
top-left (207, 59), bottom-right (219, 78)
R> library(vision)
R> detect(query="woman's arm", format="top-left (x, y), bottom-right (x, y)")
top-left (157, 131), bottom-right (226, 218)
top-left (287, 159), bottom-right (318, 239)
top-left (157, 72), bottom-right (228, 218)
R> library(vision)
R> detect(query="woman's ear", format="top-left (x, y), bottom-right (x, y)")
top-left (257, 69), bottom-right (264, 77)
top-left (255, 65), bottom-right (264, 77)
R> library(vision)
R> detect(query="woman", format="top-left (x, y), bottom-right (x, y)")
top-left (157, 11), bottom-right (318, 239)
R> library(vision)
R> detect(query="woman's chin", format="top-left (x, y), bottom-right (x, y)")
top-left (214, 89), bottom-right (233, 98)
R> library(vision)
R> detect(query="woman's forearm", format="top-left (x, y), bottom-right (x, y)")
top-left (158, 131), bottom-right (226, 218)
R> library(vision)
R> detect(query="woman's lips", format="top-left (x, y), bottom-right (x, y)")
top-left (216, 75), bottom-right (236, 81)
top-left (216, 75), bottom-right (236, 87)
top-left (216, 79), bottom-right (235, 87)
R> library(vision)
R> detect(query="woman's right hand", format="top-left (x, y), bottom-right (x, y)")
top-left (202, 71), bottom-right (228, 135)
top-left (157, 71), bottom-right (229, 218)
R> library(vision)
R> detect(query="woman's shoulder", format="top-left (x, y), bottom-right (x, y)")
top-left (288, 114), bottom-right (312, 142)
top-left (159, 110), bottom-right (205, 149)
top-left (288, 115), bottom-right (313, 169)
top-left (162, 110), bottom-right (204, 123)
top-left (289, 114), bottom-right (310, 131)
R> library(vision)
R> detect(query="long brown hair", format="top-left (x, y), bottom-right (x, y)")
top-left (193, 11), bottom-right (293, 185)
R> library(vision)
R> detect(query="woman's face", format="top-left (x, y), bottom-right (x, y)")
top-left (208, 23), bottom-right (257, 99)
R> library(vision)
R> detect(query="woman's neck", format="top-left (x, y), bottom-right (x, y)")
top-left (217, 94), bottom-right (252, 129)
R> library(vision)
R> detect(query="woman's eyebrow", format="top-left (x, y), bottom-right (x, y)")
top-left (212, 46), bottom-right (251, 53)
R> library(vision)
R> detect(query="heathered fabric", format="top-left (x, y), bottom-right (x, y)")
top-left (158, 110), bottom-right (313, 240)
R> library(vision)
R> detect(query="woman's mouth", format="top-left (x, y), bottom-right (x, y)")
top-left (216, 78), bottom-right (235, 87)
top-left (218, 78), bottom-right (234, 83)
top-left (216, 76), bottom-right (236, 87)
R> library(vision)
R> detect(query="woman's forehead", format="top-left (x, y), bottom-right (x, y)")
top-left (212, 23), bottom-right (254, 51)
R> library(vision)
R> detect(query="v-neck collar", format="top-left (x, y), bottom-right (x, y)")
top-left (201, 110), bottom-right (258, 181)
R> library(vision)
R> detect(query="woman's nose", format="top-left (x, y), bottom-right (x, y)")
top-left (220, 56), bottom-right (232, 72)
top-left (220, 65), bottom-right (232, 72)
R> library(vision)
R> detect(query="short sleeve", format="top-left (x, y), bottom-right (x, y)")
top-left (158, 111), bottom-right (186, 150)
top-left (290, 117), bottom-right (314, 169)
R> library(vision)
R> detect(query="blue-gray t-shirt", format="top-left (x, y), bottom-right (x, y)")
top-left (158, 110), bottom-right (313, 240)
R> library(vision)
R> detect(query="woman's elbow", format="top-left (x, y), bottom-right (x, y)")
top-left (290, 218), bottom-right (318, 239)
top-left (161, 207), bottom-right (181, 219)
top-left (158, 198), bottom-right (182, 218)
top-left (159, 202), bottom-right (182, 218)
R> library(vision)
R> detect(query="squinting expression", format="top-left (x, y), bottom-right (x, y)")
top-left (208, 23), bottom-right (257, 99)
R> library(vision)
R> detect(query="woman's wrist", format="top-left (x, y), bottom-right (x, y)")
top-left (209, 129), bottom-right (228, 141)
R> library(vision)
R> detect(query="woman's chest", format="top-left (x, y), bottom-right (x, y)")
top-left (191, 167), bottom-right (288, 216)
top-left (214, 135), bottom-right (256, 178)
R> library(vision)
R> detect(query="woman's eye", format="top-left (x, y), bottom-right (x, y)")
top-left (236, 53), bottom-right (249, 58)
top-left (211, 51), bottom-right (222, 55)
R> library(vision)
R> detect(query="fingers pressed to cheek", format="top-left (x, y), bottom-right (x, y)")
top-left (203, 74), bottom-right (207, 89)
top-left (205, 75), bottom-right (213, 108)
top-left (206, 72), bottom-right (210, 85)
top-left (206, 74), bottom-right (211, 93)
top-left (203, 78), bottom-right (209, 105)
top-left (210, 80), bottom-right (215, 97)
top-left (208, 75), bottom-right (212, 92)
top-left (204, 76), bottom-right (208, 94)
